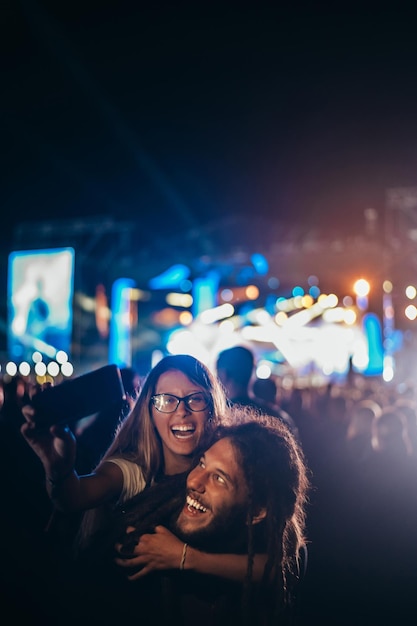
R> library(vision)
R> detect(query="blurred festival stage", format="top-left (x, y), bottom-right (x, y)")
top-left (1, 203), bottom-right (417, 386)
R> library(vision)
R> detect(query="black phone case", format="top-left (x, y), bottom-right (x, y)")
top-left (30, 364), bottom-right (126, 427)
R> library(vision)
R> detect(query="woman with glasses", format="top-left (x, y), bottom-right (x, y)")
top-left (21, 354), bottom-right (227, 550)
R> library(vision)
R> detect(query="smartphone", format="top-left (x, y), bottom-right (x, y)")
top-left (30, 364), bottom-right (126, 428)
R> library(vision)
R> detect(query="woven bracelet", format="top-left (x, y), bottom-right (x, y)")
top-left (180, 542), bottom-right (188, 570)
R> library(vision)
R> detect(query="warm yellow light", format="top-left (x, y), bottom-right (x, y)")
top-left (353, 279), bottom-right (370, 297)
top-left (274, 311), bottom-right (288, 325)
top-left (179, 311), bottom-right (193, 326)
top-left (166, 292), bottom-right (193, 307)
top-left (245, 285), bottom-right (259, 300)
top-left (344, 309), bottom-right (357, 325)
top-left (301, 295), bottom-right (314, 308)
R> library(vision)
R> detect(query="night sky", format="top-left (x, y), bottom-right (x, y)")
top-left (3, 2), bottom-right (417, 248)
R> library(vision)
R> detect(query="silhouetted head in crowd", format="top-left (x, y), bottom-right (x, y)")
top-left (216, 345), bottom-right (256, 406)
top-left (394, 397), bottom-right (417, 452)
top-left (346, 399), bottom-right (382, 442)
top-left (252, 377), bottom-right (278, 406)
top-left (371, 405), bottom-right (413, 458)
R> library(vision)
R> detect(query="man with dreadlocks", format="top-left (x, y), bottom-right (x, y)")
top-left (109, 408), bottom-right (311, 626)
top-left (68, 407), bottom-right (309, 626)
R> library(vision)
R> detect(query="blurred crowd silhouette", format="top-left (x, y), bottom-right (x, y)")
top-left (1, 347), bottom-right (417, 625)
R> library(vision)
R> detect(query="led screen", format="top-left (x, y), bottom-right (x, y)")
top-left (7, 247), bottom-right (75, 362)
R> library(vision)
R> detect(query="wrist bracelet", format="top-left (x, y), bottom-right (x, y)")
top-left (46, 468), bottom-right (74, 487)
top-left (180, 542), bottom-right (188, 570)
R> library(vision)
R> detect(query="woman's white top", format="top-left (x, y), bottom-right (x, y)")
top-left (106, 457), bottom-right (146, 504)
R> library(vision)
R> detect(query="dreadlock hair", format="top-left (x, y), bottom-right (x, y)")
top-left (211, 406), bottom-right (311, 624)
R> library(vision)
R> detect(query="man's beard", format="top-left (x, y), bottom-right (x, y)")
top-left (173, 501), bottom-right (249, 554)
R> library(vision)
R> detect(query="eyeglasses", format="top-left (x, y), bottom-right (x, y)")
top-left (151, 392), bottom-right (210, 414)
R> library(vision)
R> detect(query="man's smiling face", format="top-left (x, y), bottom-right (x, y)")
top-left (174, 437), bottom-right (250, 548)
